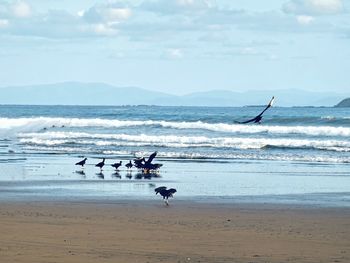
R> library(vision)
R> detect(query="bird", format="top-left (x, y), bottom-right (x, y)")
top-left (142, 151), bottom-right (163, 172)
top-left (95, 158), bottom-right (105, 171)
top-left (145, 151), bottom-right (157, 165)
top-left (111, 161), bottom-right (122, 170)
top-left (143, 163), bottom-right (163, 173)
top-left (133, 157), bottom-right (146, 169)
top-left (235, 96), bottom-right (275, 124)
top-left (154, 186), bottom-right (177, 206)
top-left (125, 160), bottom-right (133, 169)
top-left (75, 157), bottom-right (87, 168)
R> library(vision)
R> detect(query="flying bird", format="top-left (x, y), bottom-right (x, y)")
top-left (235, 96), bottom-right (275, 124)
top-left (111, 161), bottom-right (122, 170)
top-left (75, 158), bottom-right (87, 168)
top-left (95, 158), bottom-right (105, 171)
top-left (154, 186), bottom-right (177, 206)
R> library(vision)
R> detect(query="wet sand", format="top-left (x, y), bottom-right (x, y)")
top-left (0, 200), bottom-right (349, 263)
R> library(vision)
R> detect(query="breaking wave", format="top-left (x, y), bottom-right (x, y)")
top-left (0, 117), bottom-right (350, 137)
top-left (18, 132), bottom-right (350, 152)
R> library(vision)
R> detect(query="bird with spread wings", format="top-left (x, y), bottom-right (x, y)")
top-left (235, 96), bottom-right (275, 124)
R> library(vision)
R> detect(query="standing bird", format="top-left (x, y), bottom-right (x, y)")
top-left (133, 157), bottom-right (146, 169)
top-left (125, 160), bottom-right (133, 169)
top-left (75, 158), bottom-right (87, 168)
top-left (235, 96), bottom-right (275, 124)
top-left (95, 158), bottom-right (105, 171)
top-left (111, 161), bottom-right (122, 170)
top-left (155, 186), bottom-right (177, 206)
top-left (143, 151), bottom-right (162, 172)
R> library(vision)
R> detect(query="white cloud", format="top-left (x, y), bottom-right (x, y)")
top-left (296, 15), bottom-right (314, 24)
top-left (83, 3), bottom-right (131, 24)
top-left (91, 23), bottom-right (118, 36)
top-left (0, 19), bottom-right (9, 27)
top-left (140, 0), bottom-right (211, 14)
top-left (167, 48), bottom-right (183, 59)
top-left (12, 1), bottom-right (31, 18)
top-left (283, 0), bottom-right (344, 15)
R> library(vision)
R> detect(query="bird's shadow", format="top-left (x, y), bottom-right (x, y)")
top-left (112, 172), bottom-right (122, 179)
top-left (75, 170), bottom-right (86, 177)
top-left (96, 172), bottom-right (105, 179)
top-left (135, 172), bottom-right (160, 180)
top-left (126, 171), bottom-right (132, 179)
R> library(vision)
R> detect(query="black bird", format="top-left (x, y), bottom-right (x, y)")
top-left (111, 161), bottom-right (122, 170)
top-left (235, 96), bottom-right (275, 124)
top-left (133, 157), bottom-right (146, 169)
top-left (143, 163), bottom-right (163, 172)
top-left (75, 158), bottom-right (87, 168)
top-left (155, 186), bottom-right (177, 206)
top-left (95, 158), bottom-right (105, 171)
top-left (146, 151), bottom-right (157, 165)
top-left (143, 151), bottom-right (163, 172)
top-left (125, 160), bottom-right (133, 169)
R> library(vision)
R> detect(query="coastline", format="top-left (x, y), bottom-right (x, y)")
top-left (1, 200), bottom-right (349, 263)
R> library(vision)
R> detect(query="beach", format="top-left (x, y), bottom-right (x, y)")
top-left (0, 105), bottom-right (350, 262)
top-left (0, 200), bottom-right (349, 263)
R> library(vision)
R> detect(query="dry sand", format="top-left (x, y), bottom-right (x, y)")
top-left (0, 200), bottom-right (349, 263)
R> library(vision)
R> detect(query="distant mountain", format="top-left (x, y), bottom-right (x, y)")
top-left (0, 82), bottom-right (172, 106)
top-left (335, 98), bottom-right (350, 107)
top-left (0, 82), bottom-right (347, 107)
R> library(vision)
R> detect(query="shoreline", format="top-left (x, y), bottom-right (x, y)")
top-left (1, 200), bottom-right (349, 263)
top-left (1, 192), bottom-right (350, 208)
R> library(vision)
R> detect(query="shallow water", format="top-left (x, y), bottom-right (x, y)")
top-left (0, 105), bottom-right (349, 206)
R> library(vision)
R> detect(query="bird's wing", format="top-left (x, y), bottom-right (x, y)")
top-left (155, 186), bottom-right (167, 194)
top-left (235, 96), bottom-right (275, 124)
top-left (147, 151), bottom-right (157, 164)
top-left (256, 96), bottom-right (274, 117)
top-left (235, 117), bottom-right (257, 124)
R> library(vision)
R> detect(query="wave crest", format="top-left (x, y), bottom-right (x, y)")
top-left (0, 117), bottom-right (350, 137)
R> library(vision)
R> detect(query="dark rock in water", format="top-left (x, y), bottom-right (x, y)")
top-left (335, 98), bottom-right (350, 107)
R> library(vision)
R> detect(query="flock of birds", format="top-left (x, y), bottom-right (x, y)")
top-left (75, 151), bottom-right (175, 205)
top-left (75, 151), bottom-right (163, 172)
top-left (71, 97), bottom-right (276, 206)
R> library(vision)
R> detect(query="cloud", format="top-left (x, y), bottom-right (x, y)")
top-left (83, 3), bottom-right (131, 24)
top-left (283, 0), bottom-right (344, 15)
top-left (12, 1), bottom-right (31, 18)
top-left (296, 15), bottom-right (314, 24)
top-left (0, 19), bottom-right (9, 27)
top-left (0, 1), bottom-right (132, 38)
top-left (140, 0), bottom-right (212, 15)
top-left (0, 0), bottom-right (347, 44)
top-left (166, 48), bottom-right (183, 59)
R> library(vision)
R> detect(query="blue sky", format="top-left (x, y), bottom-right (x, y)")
top-left (0, 0), bottom-right (349, 95)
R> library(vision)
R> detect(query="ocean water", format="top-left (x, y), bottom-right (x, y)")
top-left (0, 105), bottom-right (349, 206)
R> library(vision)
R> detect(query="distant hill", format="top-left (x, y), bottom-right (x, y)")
top-left (0, 82), bottom-right (348, 107)
top-left (0, 82), bottom-right (172, 106)
top-left (335, 98), bottom-right (350, 107)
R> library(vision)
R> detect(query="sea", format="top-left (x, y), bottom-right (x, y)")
top-left (0, 105), bottom-right (349, 206)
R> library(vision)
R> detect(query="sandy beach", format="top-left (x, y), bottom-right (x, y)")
top-left (0, 200), bottom-right (349, 263)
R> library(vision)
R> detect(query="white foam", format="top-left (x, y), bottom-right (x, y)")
top-left (0, 117), bottom-right (349, 137)
top-left (18, 132), bottom-right (350, 152)
top-left (102, 150), bottom-right (350, 164)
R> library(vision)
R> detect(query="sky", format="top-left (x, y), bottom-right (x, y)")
top-left (0, 0), bottom-right (349, 95)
